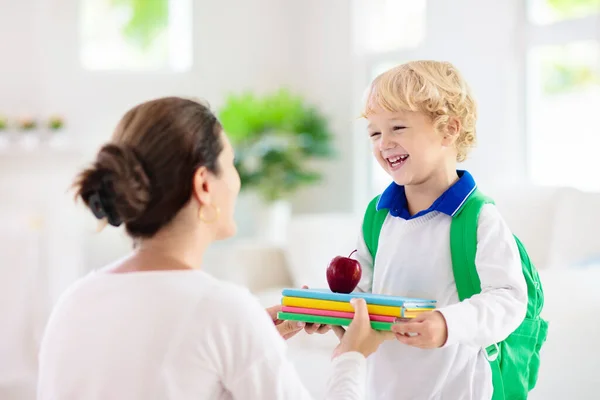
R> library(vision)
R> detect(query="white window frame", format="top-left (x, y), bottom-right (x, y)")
top-left (522, 3), bottom-right (600, 187)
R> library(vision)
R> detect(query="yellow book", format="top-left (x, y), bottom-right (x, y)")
top-left (282, 296), bottom-right (402, 317)
top-left (403, 311), bottom-right (432, 318)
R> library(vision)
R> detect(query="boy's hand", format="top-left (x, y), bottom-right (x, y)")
top-left (391, 311), bottom-right (448, 349)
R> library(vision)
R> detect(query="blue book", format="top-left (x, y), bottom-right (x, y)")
top-left (281, 288), bottom-right (436, 308)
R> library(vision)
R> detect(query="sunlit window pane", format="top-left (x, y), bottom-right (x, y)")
top-left (80, 0), bottom-right (192, 71)
top-left (363, 0), bottom-right (427, 53)
top-left (528, 0), bottom-right (600, 25)
top-left (527, 40), bottom-right (600, 191)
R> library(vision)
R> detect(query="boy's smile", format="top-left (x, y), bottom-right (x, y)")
top-left (387, 154), bottom-right (409, 169)
top-left (384, 153), bottom-right (409, 171)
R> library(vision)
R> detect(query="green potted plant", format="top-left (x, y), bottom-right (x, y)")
top-left (47, 115), bottom-right (65, 132)
top-left (0, 115), bottom-right (7, 133)
top-left (0, 115), bottom-right (8, 146)
top-left (17, 117), bottom-right (37, 133)
top-left (219, 88), bottom-right (335, 241)
top-left (219, 88), bottom-right (335, 202)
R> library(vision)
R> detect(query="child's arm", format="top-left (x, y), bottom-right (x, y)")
top-left (353, 233), bottom-right (373, 293)
top-left (437, 204), bottom-right (528, 349)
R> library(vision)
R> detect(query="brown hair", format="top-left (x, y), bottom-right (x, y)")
top-left (73, 97), bottom-right (224, 238)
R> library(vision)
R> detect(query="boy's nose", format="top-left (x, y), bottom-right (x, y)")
top-left (379, 131), bottom-right (395, 151)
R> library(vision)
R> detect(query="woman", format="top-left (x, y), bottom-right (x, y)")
top-left (37, 97), bottom-right (393, 399)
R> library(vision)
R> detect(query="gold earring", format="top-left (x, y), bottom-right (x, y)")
top-left (198, 204), bottom-right (221, 223)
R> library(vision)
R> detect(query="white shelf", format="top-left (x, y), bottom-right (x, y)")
top-left (0, 133), bottom-right (82, 159)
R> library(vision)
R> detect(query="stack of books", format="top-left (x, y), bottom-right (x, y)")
top-left (278, 288), bottom-right (436, 331)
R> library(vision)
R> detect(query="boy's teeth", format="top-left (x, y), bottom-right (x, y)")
top-left (388, 155), bottom-right (408, 162)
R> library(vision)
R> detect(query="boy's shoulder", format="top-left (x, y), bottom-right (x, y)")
top-left (471, 201), bottom-right (513, 238)
top-left (450, 189), bottom-right (518, 252)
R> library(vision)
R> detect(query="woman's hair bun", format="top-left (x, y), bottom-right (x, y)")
top-left (72, 97), bottom-right (224, 238)
top-left (74, 143), bottom-right (151, 227)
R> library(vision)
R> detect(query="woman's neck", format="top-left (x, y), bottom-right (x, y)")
top-left (109, 226), bottom-right (212, 273)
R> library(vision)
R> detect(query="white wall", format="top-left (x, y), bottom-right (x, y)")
top-left (287, 0), bottom-right (356, 214)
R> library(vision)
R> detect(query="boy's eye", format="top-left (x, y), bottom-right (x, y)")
top-left (393, 126), bottom-right (406, 131)
top-left (369, 132), bottom-right (381, 138)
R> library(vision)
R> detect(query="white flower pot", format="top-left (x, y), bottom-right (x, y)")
top-left (256, 199), bottom-right (292, 244)
top-left (234, 193), bottom-right (293, 244)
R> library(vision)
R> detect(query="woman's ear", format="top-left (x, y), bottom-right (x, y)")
top-left (192, 167), bottom-right (212, 206)
top-left (442, 117), bottom-right (461, 146)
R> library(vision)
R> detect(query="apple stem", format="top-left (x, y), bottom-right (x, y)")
top-left (348, 249), bottom-right (357, 258)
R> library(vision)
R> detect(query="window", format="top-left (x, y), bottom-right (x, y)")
top-left (80, 0), bottom-right (193, 72)
top-left (361, 0), bottom-right (427, 53)
top-left (353, 0), bottom-right (428, 198)
top-left (525, 0), bottom-right (600, 191)
top-left (528, 0), bottom-right (600, 25)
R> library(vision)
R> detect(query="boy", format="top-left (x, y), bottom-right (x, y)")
top-left (354, 61), bottom-right (528, 399)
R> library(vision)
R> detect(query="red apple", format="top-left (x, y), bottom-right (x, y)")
top-left (326, 250), bottom-right (362, 293)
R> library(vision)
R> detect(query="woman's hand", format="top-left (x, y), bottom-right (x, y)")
top-left (331, 298), bottom-right (396, 358)
top-left (266, 285), bottom-right (333, 339)
top-left (266, 304), bottom-right (306, 340)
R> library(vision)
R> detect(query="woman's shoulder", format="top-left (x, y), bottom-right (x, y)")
top-left (56, 268), bottom-right (255, 308)
top-left (201, 277), bottom-right (265, 316)
top-left (51, 269), bottom-right (269, 337)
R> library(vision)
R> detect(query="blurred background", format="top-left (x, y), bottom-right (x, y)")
top-left (0, 0), bottom-right (599, 398)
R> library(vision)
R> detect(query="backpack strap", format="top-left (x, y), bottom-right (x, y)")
top-left (362, 195), bottom-right (389, 262)
top-left (450, 189), bottom-right (505, 400)
top-left (449, 189), bottom-right (492, 301)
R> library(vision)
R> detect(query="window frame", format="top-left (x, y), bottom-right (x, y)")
top-left (523, 2), bottom-right (600, 189)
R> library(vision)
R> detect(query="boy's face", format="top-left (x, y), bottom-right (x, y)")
top-left (367, 107), bottom-right (456, 186)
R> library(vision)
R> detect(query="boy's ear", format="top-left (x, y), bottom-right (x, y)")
top-left (442, 117), bottom-right (461, 146)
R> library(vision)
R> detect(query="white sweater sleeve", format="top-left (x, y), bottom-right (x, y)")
top-left (204, 286), bottom-right (367, 400)
top-left (437, 204), bottom-right (528, 349)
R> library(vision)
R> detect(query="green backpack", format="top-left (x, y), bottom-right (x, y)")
top-left (362, 189), bottom-right (548, 400)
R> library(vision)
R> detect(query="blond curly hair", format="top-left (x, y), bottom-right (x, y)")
top-left (362, 60), bottom-right (477, 162)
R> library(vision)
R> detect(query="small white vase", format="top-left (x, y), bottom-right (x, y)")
top-left (256, 199), bottom-right (292, 244)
